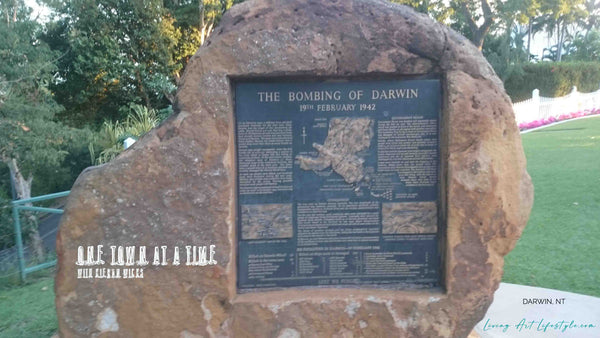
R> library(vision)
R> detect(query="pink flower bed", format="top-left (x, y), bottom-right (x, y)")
top-left (518, 107), bottom-right (600, 131)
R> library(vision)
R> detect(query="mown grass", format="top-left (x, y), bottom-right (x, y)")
top-left (503, 116), bottom-right (600, 297)
top-left (0, 271), bottom-right (57, 338)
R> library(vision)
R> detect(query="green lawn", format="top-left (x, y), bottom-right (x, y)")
top-left (0, 276), bottom-right (57, 337)
top-left (503, 116), bottom-right (600, 297)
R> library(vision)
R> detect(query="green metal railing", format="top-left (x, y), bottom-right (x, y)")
top-left (11, 190), bottom-right (70, 282)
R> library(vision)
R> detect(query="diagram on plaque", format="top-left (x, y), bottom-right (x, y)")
top-left (296, 117), bottom-right (373, 185)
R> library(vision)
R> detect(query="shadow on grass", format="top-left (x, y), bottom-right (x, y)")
top-left (532, 127), bottom-right (585, 133)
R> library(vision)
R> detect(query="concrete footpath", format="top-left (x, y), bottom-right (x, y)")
top-left (474, 283), bottom-right (600, 338)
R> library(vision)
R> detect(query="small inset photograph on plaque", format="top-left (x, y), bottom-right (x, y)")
top-left (241, 203), bottom-right (293, 239)
top-left (382, 202), bottom-right (438, 234)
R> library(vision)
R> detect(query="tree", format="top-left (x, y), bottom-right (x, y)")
top-left (580, 0), bottom-right (600, 37)
top-left (537, 0), bottom-right (587, 61)
top-left (44, 0), bottom-right (179, 126)
top-left (483, 26), bottom-right (529, 80)
top-left (498, 0), bottom-right (541, 61)
top-left (0, 0), bottom-right (92, 258)
top-left (163, 0), bottom-right (244, 80)
top-left (0, 1), bottom-right (61, 200)
top-left (41, 0), bottom-right (248, 127)
top-left (456, 0), bottom-right (496, 50)
top-left (390, 0), bottom-right (453, 23)
top-left (389, 0), bottom-right (494, 50)
top-left (565, 29), bottom-right (600, 61)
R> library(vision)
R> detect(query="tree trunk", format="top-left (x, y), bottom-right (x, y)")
top-left (505, 22), bottom-right (512, 67)
top-left (459, 0), bottom-right (494, 51)
top-left (134, 68), bottom-right (151, 109)
top-left (556, 22), bottom-right (563, 62)
top-left (472, 31), bottom-right (487, 51)
top-left (527, 18), bottom-right (532, 61)
top-left (198, 0), bottom-right (216, 46)
top-left (559, 24), bottom-right (566, 62)
top-left (200, 21), bottom-right (214, 46)
top-left (199, 0), bottom-right (205, 31)
top-left (6, 158), bottom-right (45, 261)
top-left (11, 0), bottom-right (17, 24)
top-left (7, 158), bottom-right (32, 200)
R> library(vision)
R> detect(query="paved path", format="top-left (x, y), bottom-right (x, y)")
top-left (38, 212), bottom-right (61, 252)
top-left (474, 283), bottom-right (600, 338)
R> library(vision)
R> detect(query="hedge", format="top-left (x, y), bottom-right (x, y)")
top-left (504, 62), bottom-right (600, 102)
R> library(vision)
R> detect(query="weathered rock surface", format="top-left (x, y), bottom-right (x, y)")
top-left (55, 0), bottom-right (534, 337)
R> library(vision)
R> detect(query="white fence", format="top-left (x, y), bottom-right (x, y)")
top-left (513, 87), bottom-right (600, 124)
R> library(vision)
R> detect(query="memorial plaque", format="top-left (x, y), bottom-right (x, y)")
top-left (235, 78), bottom-right (442, 290)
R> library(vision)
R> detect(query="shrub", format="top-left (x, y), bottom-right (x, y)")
top-left (504, 62), bottom-right (600, 102)
top-left (90, 104), bottom-right (159, 165)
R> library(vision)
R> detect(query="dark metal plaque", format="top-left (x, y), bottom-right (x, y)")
top-left (235, 79), bottom-right (441, 290)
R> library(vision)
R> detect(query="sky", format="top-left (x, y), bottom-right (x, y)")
top-left (529, 29), bottom-right (555, 61)
top-left (25, 0), bottom-right (50, 22)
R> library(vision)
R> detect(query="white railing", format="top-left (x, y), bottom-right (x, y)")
top-left (513, 86), bottom-right (600, 125)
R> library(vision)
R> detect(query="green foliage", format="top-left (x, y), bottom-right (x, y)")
top-left (499, 0), bottom-right (541, 24)
top-left (534, 0), bottom-right (588, 61)
top-left (164, 0), bottom-right (244, 77)
top-left (0, 3), bottom-right (61, 121)
top-left (484, 37), bottom-right (527, 82)
top-left (0, 1), bottom-right (97, 253)
top-left (482, 16), bottom-right (531, 81)
top-left (564, 30), bottom-right (600, 61)
top-left (42, 0), bottom-right (247, 128)
top-left (44, 0), bottom-right (179, 126)
top-left (132, 104), bottom-right (160, 134)
top-left (504, 62), bottom-right (600, 101)
top-left (0, 183), bottom-right (13, 250)
top-left (0, 123), bottom-right (94, 249)
top-left (158, 105), bottom-right (174, 122)
top-left (0, 1), bottom-right (92, 181)
top-left (91, 124), bottom-right (124, 165)
top-left (31, 127), bottom-right (95, 196)
top-left (392, 0), bottom-right (596, 62)
top-left (92, 104), bottom-right (158, 164)
top-left (1, 119), bottom-right (84, 182)
top-left (389, 0), bottom-right (453, 22)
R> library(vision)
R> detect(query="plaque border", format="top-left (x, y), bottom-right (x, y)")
top-left (230, 74), bottom-right (447, 293)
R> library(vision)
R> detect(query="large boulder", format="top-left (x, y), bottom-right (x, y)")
top-left (55, 0), bottom-right (534, 336)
